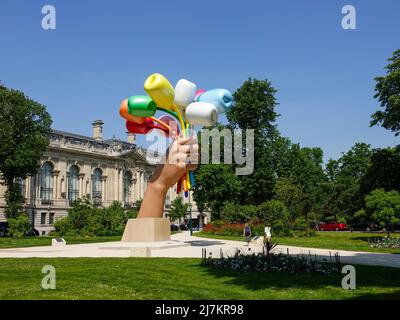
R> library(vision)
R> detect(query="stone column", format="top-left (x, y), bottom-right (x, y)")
top-left (139, 170), bottom-right (144, 199)
top-left (132, 172), bottom-right (139, 203)
top-left (118, 169), bottom-right (122, 202)
top-left (60, 175), bottom-right (65, 196)
top-left (36, 173), bottom-right (41, 205)
top-left (78, 173), bottom-right (85, 198)
top-left (25, 176), bottom-right (31, 202)
top-left (101, 176), bottom-right (107, 203)
top-left (89, 175), bottom-right (93, 200)
top-left (131, 177), bottom-right (137, 203)
top-left (114, 168), bottom-right (119, 201)
top-left (136, 172), bottom-right (141, 200)
top-left (53, 170), bottom-right (60, 200)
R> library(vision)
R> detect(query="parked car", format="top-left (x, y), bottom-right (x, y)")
top-left (317, 221), bottom-right (348, 231)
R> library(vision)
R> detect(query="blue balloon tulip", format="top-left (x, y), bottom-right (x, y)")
top-left (195, 89), bottom-right (233, 113)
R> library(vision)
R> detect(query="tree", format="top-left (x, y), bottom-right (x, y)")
top-left (274, 177), bottom-right (305, 225)
top-left (193, 164), bottom-right (241, 220)
top-left (227, 78), bottom-right (279, 204)
top-left (0, 86), bottom-right (52, 218)
top-left (364, 189), bottom-right (400, 237)
top-left (371, 49), bottom-right (400, 136)
top-left (319, 143), bottom-right (372, 221)
top-left (360, 146), bottom-right (400, 196)
top-left (168, 197), bottom-right (188, 229)
top-left (280, 144), bottom-right (326, 219)
top-left (333, 143), bottom-right (372, 180)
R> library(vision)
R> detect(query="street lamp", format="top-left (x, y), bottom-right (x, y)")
top-left (188, 199), bottom-right (193, 236)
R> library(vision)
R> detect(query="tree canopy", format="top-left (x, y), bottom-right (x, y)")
top-left (0, 86), bottom-right (52, 218)
top-left (167, 197), bottom-right (189, 227)
top-left (227, 78), bottom-right (279, 204)
top-left (371, 49), bottom-right (400, 136)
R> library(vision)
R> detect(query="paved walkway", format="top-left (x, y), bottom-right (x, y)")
top-left (0, 232), bottom-right (399, 268)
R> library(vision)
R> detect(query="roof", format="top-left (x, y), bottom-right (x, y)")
top-left (49, 128), bottom-right (160, 165)
top-left (51, 129), bottom-right (134, 148)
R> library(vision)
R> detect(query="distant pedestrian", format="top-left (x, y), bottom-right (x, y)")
top-left (243, 223), bottom-right (251, 246)
top-left (264, 225), bottom-right (271, 240)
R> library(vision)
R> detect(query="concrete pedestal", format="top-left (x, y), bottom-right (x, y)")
top-left (121, 218), bottom-right (171, 242)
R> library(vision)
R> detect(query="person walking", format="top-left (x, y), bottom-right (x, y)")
top-left (243, 223), bottom-right (251, 246)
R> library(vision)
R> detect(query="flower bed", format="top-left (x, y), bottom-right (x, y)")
top-left (201, 239), bottom-right (342, 275)
top-left (202, 248), bottom-right (341, 275)
top-left (370, 237), bottom-right (400, 249)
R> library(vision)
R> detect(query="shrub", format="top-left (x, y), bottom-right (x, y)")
top-left (54, 200), bottom-right (138, 236)
top-left (292, 217), bottom-right (308, 231)
top-left (221, 202), bottom-right (244, 223)
top-left (293, 229), bottom-right (316, 238)
top-left (271, 222), bottom-right (293, 237)
top-left (7, 213), bottom-right (30, 238)
top-left (241, 205), bottom-right (259, 221)
top-left (202, 221), bottom-right (265, 237)
top-left (54, 218), bottom-right (74, 235)
top-left (258, 200), bottom-right (290, 226)
top-left (291, 217), bottom-right (316, 237)
top-left (220, 203), bottom-right (261, 223)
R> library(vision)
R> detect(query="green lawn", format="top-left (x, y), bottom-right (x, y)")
top-left (0, 231), bottom-right (182, 249)
top-left (195, 231), bottom-right (400, 254)
top-left (0, 235), bottom-right (121, 249)
top-left (0, 258), bottom-right (399, 300)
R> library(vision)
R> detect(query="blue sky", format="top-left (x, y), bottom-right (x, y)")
top-left (0, 0), bottom-right (399, 162)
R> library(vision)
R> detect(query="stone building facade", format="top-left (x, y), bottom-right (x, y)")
top-left (0, 121), bottom-right (209, 235)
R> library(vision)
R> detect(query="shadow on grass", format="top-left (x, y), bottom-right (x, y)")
top-left (197, 260), bottom-right (400, 299)
top-left (353, 236), bottom-right (386, 243)
top-left (346, 290), bottom-right (400, 300)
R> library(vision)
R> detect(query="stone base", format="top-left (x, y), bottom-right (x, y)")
top-left (99, 241), bottom-right (191, 257)
top-left (121, 218), bottom-right (171, 242)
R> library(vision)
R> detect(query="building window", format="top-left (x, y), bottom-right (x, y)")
top-left (68, 165), bottom-right (79, 204)
top-left (123, 171), bottom-right (132, 206)
top-left (41, 212), bottom-right (47, 225)
top-left (49, 213), bottom-right (55, 225)
top-left (40, 162), bottom-right (53, 203)
top-left (92, 168), bottom-right (102, 205)
top-left (17, 177), bottom-right (26, 199)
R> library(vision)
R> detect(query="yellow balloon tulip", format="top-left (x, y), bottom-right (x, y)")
top-left (144, 73), bottom-right (175, 111)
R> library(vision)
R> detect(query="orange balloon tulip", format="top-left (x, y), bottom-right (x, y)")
top-left (119, 99), bottom-right (145, 124)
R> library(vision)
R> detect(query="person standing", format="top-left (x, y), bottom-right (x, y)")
top-left (264, 225), bottom-right (271, 240)
top-left (243, 223), bottom-right (251, 246)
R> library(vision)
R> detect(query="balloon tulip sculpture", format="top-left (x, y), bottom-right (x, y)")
top-left (118, 73), bottom-right (233, 197)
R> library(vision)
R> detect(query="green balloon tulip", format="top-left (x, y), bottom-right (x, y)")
top-left (127, 95), bottom-right (157, 117)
